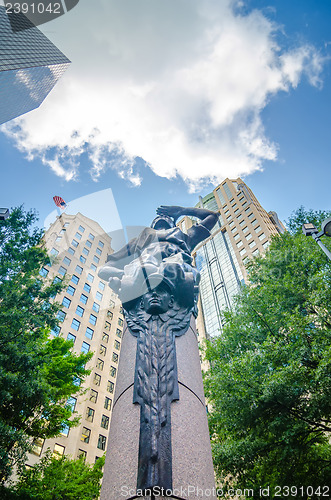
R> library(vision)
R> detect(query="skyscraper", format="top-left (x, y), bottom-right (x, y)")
top-left (0, 7), bottom-right (70, 125)
top-left (178, 178), bottom-right (285, 339)
top-left (28, 213), bottom-right (124, 465)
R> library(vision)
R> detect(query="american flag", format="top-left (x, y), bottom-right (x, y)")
top-left (53, 196), bottom-right (67, 209)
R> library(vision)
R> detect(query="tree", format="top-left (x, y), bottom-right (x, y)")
top-left (204, 208), bottom-right (331, 495)
top-left (1, 453), bottom-right (104, 500)
top-left (0, 207), bottom-right (91, 481)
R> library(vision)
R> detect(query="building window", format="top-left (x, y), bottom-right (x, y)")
top-left (51, 326), bottom-right (61, 336)
top-left (60, 424), bottom-right (70, 437)
top-left (80, 293), bottom-right (88, 304)
top-left (90, 264), bottom-right (97, 272)
top-left (31, 437), bottom-right (44, 456)
top-left (89, 314), bottom-right (97, 326)
top-left (246, 233), bottom-right (252, 240)
top-left (83, 283), bottom-right (91, 293)
top-left (98, 241), bottom-right (104, 248)
top-left (107, 380), bottom-right (114, 393)
top-left (248, 240), bottom-right (256, 248)
top-left (92, 302), bottom-right (100, 313)
top-left (78, 225), bottom-right (85, 233)
top-left (76, 305), bottom-right (84, 317)
top-left (109, 300), bottom-right (115, 308)
top-left (107, 310), bottom-right (113, 319)
top-left (118, 318), bottom-right (123, 327)
top-left (66, 396), bottom-right (77, 412)
top-left (86, 240), bottom-right (92, 248)
top-left (114, 340), bottom-right (120, 350)
top-left (112, 352), bottom-right (119, 363)
top-left (258, 233), bottom-right (266, 241)
top-left (253, 249), bottom-right (260, 256)
top-left (67, 285), bottom-right (75, 296)
top-left (68, 247), bottom-right (75, 255)
top-left (86, 407), bottom-right (95, 422)
top-left (102, 332), bottom-right (109, 343)
top-left (87, 273), bottom-right (94, 283)
top-left (67, 333), bottom-right (76, 343)
top-left (104, 397), bottom-right (112, 411)
top-left (81, 427), bottom-right (91, 443)
top-left (93, 373), bottom-right (101, 386)
top-left (95, 291), bottom-right (103, 301)
top-left (71, 275), bottom-right (79, 285)
top-left (71, 318), bottom-right (80, 331)
top-left (97, 435), bottom-right (107, 451)
top-left (50, 248), bottom-right (59, 257)
top-left (39, 267), bottom-right (49, 277)
top-left (58, 266), bottom-right (67, 276)
top-left (96, 358), bottom-right (104, 370)
top-left (239, 248), bottom-right (247, 256)
top-left (78, 449), bottom-right (87, 461)
top-left (116, 329), bottom-right (122, 338)
top-left (100, 345), bottom-right (107, 356)
top-left (242, 226), bottom-right (248, 233)
top-left (62, 296), bottom-right (71, 308)
top-left (110, 366), bottom-right (117, 378)
top-left (53, 444), bottom-right (65, 459)
top-left (89, 233), bottom-right (95, 241)
top-left (262, 241), bottom-right (270, 250)
top-left (90, 389), bottom-right (98, 403)
top-left (82, 247), bottom-right (89, 256)
top-left (73, 376), bottom-right (81, 386)
top-left (104, 321), bottom-right (111, 331)
top-left (57, 310), bottom-right (66, 323)
top-left (85, 327), bottom-right (94, 339)
top-left (234, 233), bottom-right (240, 240)
top-left (96, 247), bottom-right (102, 256)
top-left (71, 239), bottom-right (79, 247)
top-left (81, 342), bottom-right (90, 354)
top-left (75, 232), bottom-right (82, 240)
top-left (101, 415), bottom-right (109, 430)
top-left (63, 256), bottom-right (71, 266)
top-left (75, 265), bottom-right (83, 275)
top-left (99, 281), bottom-right (105, 291)
top-left (80, 255), bottom-right (86, 264)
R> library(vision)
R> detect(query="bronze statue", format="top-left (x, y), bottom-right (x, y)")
top-left (99, 205), bottom-right (219, 492)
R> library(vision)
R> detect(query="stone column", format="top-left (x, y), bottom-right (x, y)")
top-left (100, 316), bottom-right (216, 500)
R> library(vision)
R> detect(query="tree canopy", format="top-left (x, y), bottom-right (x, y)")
top-left (0, 207), bottom-right (91, 481)
top-left (1, 453), bottom-right (104, 500)
top-left (204, 208), bottom-right (331, 494)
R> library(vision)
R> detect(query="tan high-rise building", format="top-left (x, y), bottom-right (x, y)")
top-left (178, 178), bottom-right (285, 341)
top-left (28, 212), bottom-right (123, 465)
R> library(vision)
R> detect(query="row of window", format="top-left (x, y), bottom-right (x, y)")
top-left (85, 408), bottom-right (110, 428)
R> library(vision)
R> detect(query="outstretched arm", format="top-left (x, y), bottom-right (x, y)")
top-left (156, 205), bottom-right (219, 231)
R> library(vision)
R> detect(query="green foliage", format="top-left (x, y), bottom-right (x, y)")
top-left (204, 208), bottom-right (331, 494)
top-left (1, 452), bottom-right (104, 500)
top-left (0, 208), bottom-right (91, 481)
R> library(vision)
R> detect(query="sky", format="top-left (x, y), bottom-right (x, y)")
top-left (0, 0), bottom-right (331, 233)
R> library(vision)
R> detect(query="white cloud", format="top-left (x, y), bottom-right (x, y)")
top-left (0, 0), bottom-right (325, 190)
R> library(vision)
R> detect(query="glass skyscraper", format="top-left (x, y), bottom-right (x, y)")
top-left (0, 7), bottom-right (70, 125)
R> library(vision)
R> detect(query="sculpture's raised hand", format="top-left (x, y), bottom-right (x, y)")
top-left (156, 205), bottom-right (184, 221)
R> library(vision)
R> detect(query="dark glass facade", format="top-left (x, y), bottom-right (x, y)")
top-left (0, 7), bottom-right (70, 125)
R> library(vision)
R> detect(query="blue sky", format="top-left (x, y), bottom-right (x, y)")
top-left (0, 0), bottom-right (331, 232)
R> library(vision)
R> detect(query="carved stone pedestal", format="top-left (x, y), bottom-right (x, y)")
top-left (100, 316), bottom-right (216, 500)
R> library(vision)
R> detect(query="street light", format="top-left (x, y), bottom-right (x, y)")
top-left (302, 216), bottom-right (331, 261)
top-left (0, 208), bottom-right (9, 221)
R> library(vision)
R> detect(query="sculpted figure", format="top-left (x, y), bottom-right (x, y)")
top-left (98, 205), bottom-right (218, 492)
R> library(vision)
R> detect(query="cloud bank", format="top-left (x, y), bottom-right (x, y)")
top-left (1, 0), bottom-right (324, 191)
